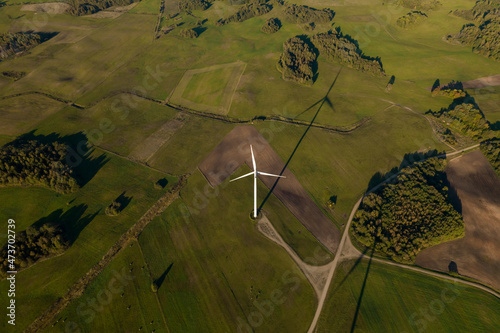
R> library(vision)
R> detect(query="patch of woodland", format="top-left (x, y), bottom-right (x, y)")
top-left (352, 157), bottom-right (464, 264)
top-left (282, 4), bottom-right (334, 24)
top-left (447, 0), bottom-right (500, 61)
top-left (216, 0), bottom-right (272, 26)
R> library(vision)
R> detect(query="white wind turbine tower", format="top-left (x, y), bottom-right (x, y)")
top-left (230, 145), bottom-right (285, 218)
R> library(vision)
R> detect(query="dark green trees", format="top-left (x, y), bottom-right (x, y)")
top-left (277, 37), bottom-right (317, 86)
top-left (261, 18), bottom-right (281, 34)
top-left (0, 140), bottom-right (79, 193)
top-left (352, 158), bottom-right (464, 263)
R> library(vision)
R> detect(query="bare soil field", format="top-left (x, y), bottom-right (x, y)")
top-left (416, 150), bottom-right (500, 290)
top-left (88, 4), bottom-right (138, 19)
top-left (21, 2), bottom-right (70, 14)
top-left (198, 125), bottom-right (340, 254)
top-left (462, 75), bottom-right (500, 89)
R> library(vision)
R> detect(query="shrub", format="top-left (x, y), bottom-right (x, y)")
top-left (105, 200), bottom-right (122, 216)
top-left (277, 36), bottom-right (317, 86)
top-left (396, 11), bottom-right (428, 28)
top-left (261, 17), bottom-right (281, 34)
top-left (179, 28), bottom-right (199, 39)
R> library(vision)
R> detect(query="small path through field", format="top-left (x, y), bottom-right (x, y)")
top-left (24, 176), bottom-right (187, 333)
top-left (307, 143), bottom-right (496, 333)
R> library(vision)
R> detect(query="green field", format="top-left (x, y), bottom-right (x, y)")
top-left (317, 259), bottom-right (500, 332)
top-left (182, 66), bottom-right (234, 106)
top-left (41, 170), bottom-right (320, 332)
top-left (1, 0), bottom-right (499, 330)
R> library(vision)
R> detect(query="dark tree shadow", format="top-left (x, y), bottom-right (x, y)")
top-left (154, 263), bottom-right (173, 290)
top-left (448, 261), bottom-right (459, 274)
top-left (431, 79), bottom-right (440, 91)
top-left (37, 31), bottom-right (59, 43)
top-left (115, 191), bottom-right (133, 211)
top-left (11, 130), bottom-right (109, 187)
top-left (387, 75), bottom-right (395, 86)
top-left (156, 178), bottom-right (169, 188)
top-left (31, 204), bottom-right (99, 244)
top-left (193, 26), bottom-right (207, 36)
top-left (258, 68), bottom-right (342, 213)
top-left (490, 121), bottom-right (500, 131)
top-left (445, 177), bottom-right (462, 214)
top-left (366, 149), bottom-right (445, 192)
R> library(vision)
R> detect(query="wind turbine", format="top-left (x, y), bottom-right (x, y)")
top-left (230, 145), bottom-right (285, 218)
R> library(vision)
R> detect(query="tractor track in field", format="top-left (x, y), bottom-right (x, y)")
top-left (0, 90), bottom-right (371, 134)
top-left (23, 175), bottom-right (188, 333)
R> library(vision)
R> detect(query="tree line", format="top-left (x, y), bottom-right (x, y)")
top-left (352, 158), bottom-right (464, 264)
top-left (0, 140), bottom-right (79, 194)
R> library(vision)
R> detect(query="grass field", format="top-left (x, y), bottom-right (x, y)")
top-left (138, 171), bottom-right (318, 332)
top-left (0, 148), bottom-right (176, 332)
top-left (42, 239), bottom-right (166, 333)
top-left (316, 259), bottom-right (500, 332)
top-left (1, 0), bottom-right (499, 330)
top-left (182, 66), bottom-right (237, 106)
top-left (30, 95), bottom-right (179, 157)
top-left (40, 170), bottom-right (320, 332)
top-left (0, 94), bottom-right (66, 137)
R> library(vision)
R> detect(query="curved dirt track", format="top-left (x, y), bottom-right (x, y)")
top-left (198, 125), bottom-right (341, 254)
top-left (416, 150), bottom-right (500, 291)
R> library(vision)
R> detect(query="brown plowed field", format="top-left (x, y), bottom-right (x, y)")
top-left (416, 150), bottom-right (500, 290)
top-left (198, 125), bottom-right (340, 254)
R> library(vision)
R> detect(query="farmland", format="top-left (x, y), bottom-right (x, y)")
top-left (0, 0), bottom-right (499, 331)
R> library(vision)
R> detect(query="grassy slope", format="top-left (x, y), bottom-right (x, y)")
top-left (316, 259), bottom-right (500, 332)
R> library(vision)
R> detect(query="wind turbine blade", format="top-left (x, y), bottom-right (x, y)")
top-left (250, 145), bottom-right (256, 171)
top-left (229, 171), bottom-right (254, 182)
top-left (257, 171), bottom-right (286, 178)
